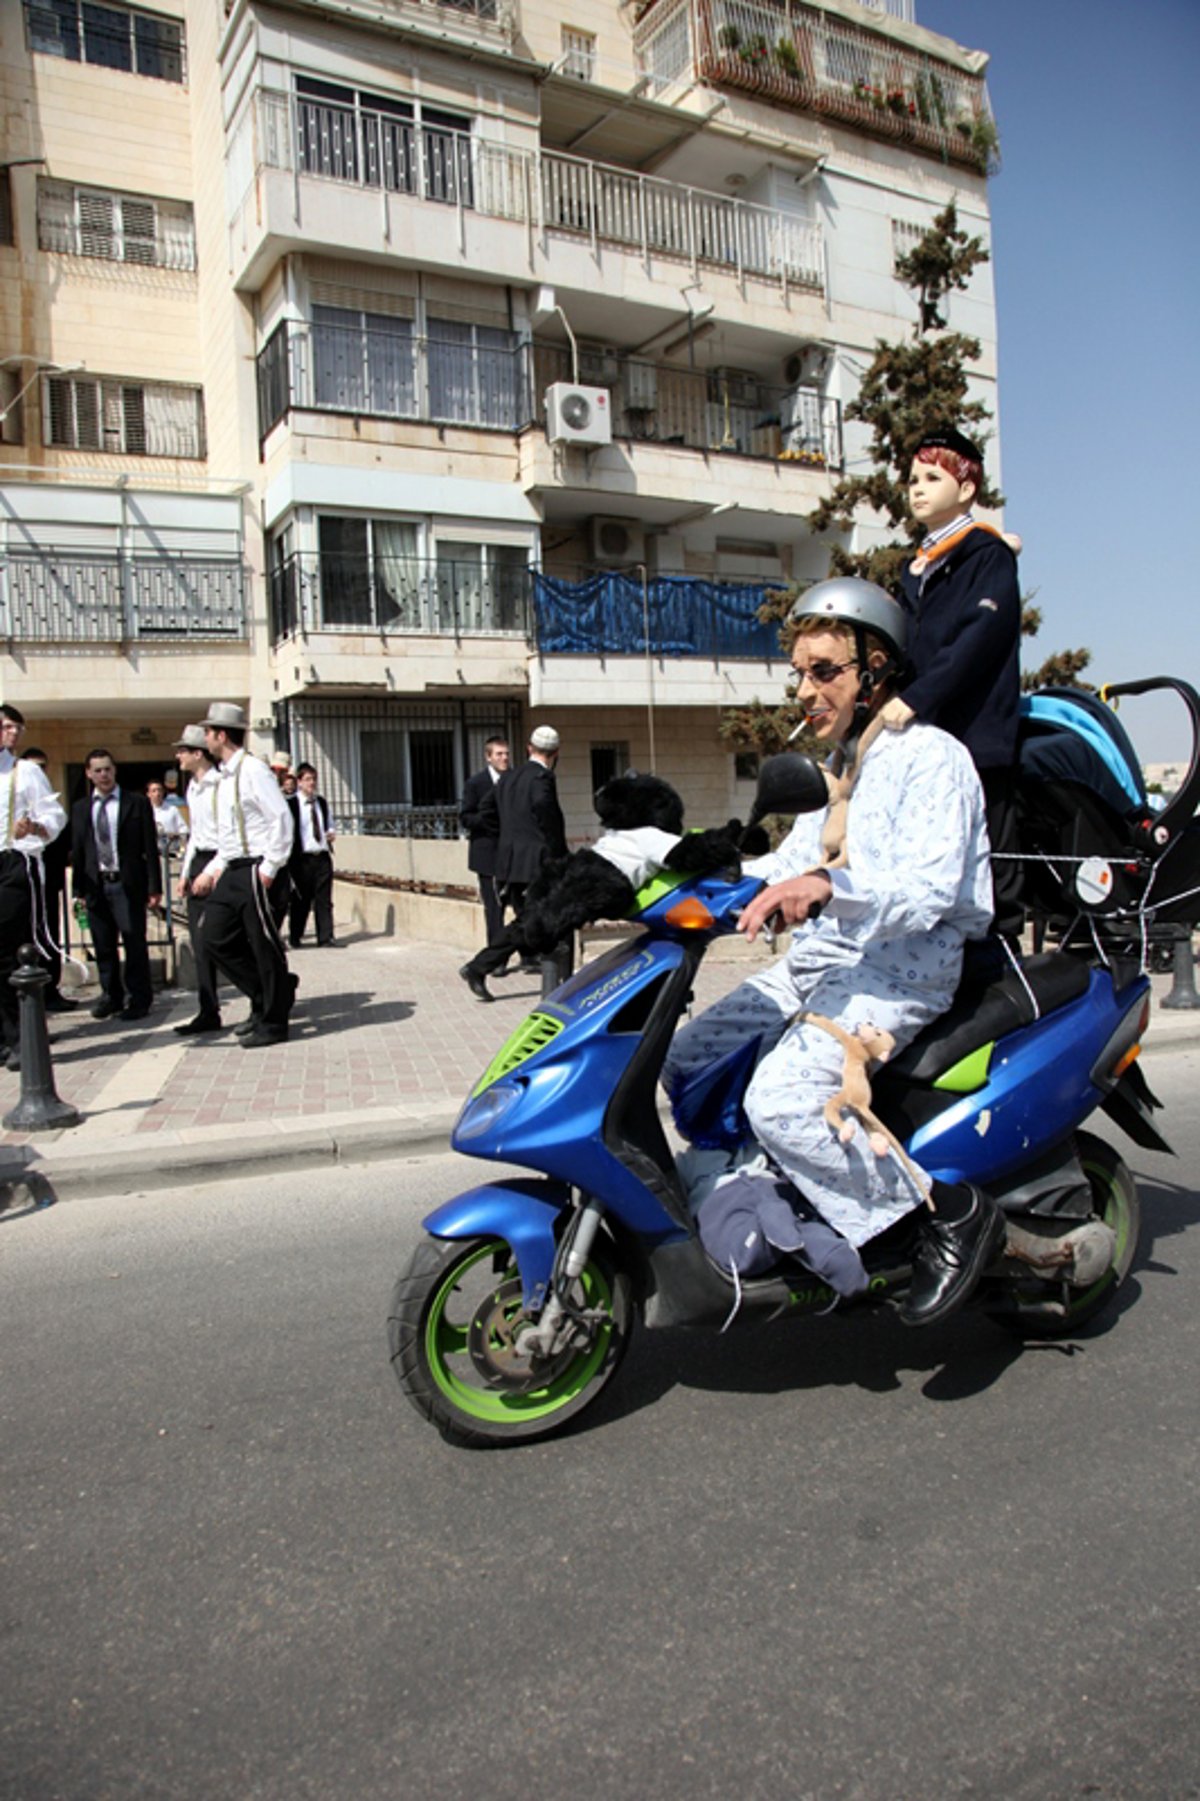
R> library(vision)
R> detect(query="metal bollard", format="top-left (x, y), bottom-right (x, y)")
top-left (3, 944), bottom-right (81, 1131)
top-left (1161, 927), bottom-right (1200, 1011)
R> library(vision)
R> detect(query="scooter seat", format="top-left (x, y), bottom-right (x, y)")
top-left (886, 952), bottom-right (1092, 1086)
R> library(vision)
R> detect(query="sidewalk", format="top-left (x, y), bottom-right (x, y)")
top-left (0, 928), bottom-right (1196, 1205)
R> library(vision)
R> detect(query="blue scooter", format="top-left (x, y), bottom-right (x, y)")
top-left (388, 757), bottom-right (1173, 1447)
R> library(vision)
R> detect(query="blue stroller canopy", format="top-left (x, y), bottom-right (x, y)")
top-left (1020, 690), bottom-right (1148, 814)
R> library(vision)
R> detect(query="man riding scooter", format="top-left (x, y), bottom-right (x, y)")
top-left (663, 577), bottom-right (1007, 1325)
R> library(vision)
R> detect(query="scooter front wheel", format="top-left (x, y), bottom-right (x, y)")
top-left (388, 1234), bottom-right (633, 1447)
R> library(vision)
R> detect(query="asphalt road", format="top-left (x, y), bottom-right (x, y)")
top-left (3, 1050), bottom-right (1199, 1801)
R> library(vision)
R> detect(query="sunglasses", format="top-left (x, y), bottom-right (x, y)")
top-left (795, 658), bottom-right (859, 685)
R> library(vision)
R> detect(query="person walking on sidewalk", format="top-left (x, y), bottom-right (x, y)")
top-left (173, 724), bottom-right (224, 1037)
top-left (189, 704), bottom-right (296, 1049)
top-left (461, 735), bottom-right (510, 947)
top-left (460, 724), bottom-right (566, 1001)
top-left (20, 745), bottom-right (73, 1014)
top-left (287, 763), bottom-right (336, 948)
top-left (0, 708), bottom-right (67, 1067)
top-left (71, 748), bottom-right (160, 1024)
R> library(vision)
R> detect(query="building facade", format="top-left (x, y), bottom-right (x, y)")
top-left (0, 0), bottom-right (999, 839)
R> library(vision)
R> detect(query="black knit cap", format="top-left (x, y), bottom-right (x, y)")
top-left (914, 426), bottom-right (984, 465)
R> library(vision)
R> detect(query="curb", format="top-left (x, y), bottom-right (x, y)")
top-left (3, 1015), bottom-right (1197, 1209)
top-left (0, 1107), bottom-right (461, 1207)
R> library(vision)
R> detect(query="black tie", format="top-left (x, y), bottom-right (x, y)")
top-left (309, 798), bottom-right (323, 848)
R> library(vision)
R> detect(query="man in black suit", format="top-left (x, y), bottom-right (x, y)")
top-left (71, 747), bottom-right (161, 1022)
top-left (460, 725), bottom-right (566, 1000)
top-left (287, 762), bottom-right (337, 948)
top-left (460, 735), bottom-right (509, 945)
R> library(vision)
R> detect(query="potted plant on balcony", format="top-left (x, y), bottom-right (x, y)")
top-left (740, 33), bottom-right (770, 65)
top-left (717, 23), bottom-right (741, 51)
top-left (776, 37), bottom-right (800, 77)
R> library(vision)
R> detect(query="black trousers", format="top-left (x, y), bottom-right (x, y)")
top-left (268, 865), bottom-right (291, 934)
top-left (981, 766), bottom-right (1024, 941)
top-left (289, 851), bottom-right (334, 946)
top-left (29, 860), bottom-right (64, 995)
top-left (203, 862), bottom-right (292, 1028)
top-left (477, 873), bottom-right (505, 946)
top-left (88, 876), bottom-right (153, 1012)
top-left (0, 851), bottom-right (33, 1051)
top-left (186, 848), bottom-right (222, 1021)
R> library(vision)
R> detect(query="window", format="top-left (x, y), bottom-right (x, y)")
top-left (435, 542), bottom-right (529, 633)
top-left (0, 370), bottom-right (24, 445)
top-left (44, 373), bottom-right (204, 456)
top-left (317, 515), bottom-right (424, 631)
top-left (891, 217), bottom-right (925, 273)
top-left (561, 26), bottom-right (596, 82)
top-left (427, 319), bottom-right (521, 429)
top-left (591, 742), bottom-right (630, 792)
top-left (26, 0), bottom-right (185, 82)
top-left (360, 726), bottom-right (455, 808)
top-left (38, 180), bottom-right (196, 271)
top-left (294, 77), bottom-right (472, 205)
top-left (311, 305), bottom-right (416, 416)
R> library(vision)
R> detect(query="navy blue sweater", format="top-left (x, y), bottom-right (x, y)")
top-left (899, 527), bottom-right (1021, 771)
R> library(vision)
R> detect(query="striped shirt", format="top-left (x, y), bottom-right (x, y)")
top-left (920, 512), bottom-right (974, 555)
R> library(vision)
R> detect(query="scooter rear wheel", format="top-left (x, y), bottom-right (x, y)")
top-left (388, 1234), bottom-right (633, 1447)
top-left (987, 1132), bottom-right (1140, 1338)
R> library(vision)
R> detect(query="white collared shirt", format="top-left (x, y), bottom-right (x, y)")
top-left (210, 749), bottom-right (294, 877)
top-left (180, 765), bottom-right (221, 880)
top-left (0, 752), bottom-right (67, 858)
top-left (296, 791), bottom-right (333, 854)
top-left (920, 511), bottom-right (974, 555)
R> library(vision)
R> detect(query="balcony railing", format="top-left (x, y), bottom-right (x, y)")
top-left (634, 0), bottom-right (999, 173)
top-left (257, 321), bottom-right (532, 441)
top-left (532, 573), bottom-right (783, 662)
top-left (534, 344), bottom-right (842, 467)
top-left (1, 556), bottom-right (247, 641)
top-left (269, 552), bottom-right (533, 644)
top-left (238, 90), bottom-right (825, 294)
top-left (257, 320), bottom-right (842, 468)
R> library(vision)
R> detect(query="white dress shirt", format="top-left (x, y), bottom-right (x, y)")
top-left (210, 750), bottom-right (294, 878)
top-left (297, 792), bottom-right (334, 854)
top-left (90, 788), bottom-right (122, 874)
top-left (180, 765), bottom-right (221, 882)
top-left (0, 752), bottom-right (67, 858)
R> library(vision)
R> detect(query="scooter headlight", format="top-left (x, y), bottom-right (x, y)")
top-left (455, 1079), bottom-right (524, 1141)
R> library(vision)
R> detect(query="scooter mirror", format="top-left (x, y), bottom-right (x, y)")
top-left (749, 752), bottom-right (830, 826)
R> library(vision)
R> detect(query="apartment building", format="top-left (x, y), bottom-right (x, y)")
top-left (0, 0), bottom-right (1000, 840)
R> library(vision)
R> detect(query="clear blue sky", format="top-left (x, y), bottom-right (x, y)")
top-left (918, 0), bottom-right (1200, 762)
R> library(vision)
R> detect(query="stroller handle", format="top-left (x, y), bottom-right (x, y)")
top-left (1100, 677), bottom-right (1200, 842)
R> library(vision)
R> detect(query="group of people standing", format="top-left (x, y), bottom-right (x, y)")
top-left (0, 700), bottom-right (339, 1065)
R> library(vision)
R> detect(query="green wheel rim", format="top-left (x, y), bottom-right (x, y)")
top-left (1067, 1149), bottom-right (1134, 1318)
top-left (424, 1243), bottom-right (616, 1425)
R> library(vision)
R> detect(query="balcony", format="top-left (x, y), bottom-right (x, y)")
top-left (634, 0), bottom-right (999, 174)
top-left (533, 345), bottom-right (842, 468)
top-left (1, 556), bottom-right (247, 641)
top-left (257, 319), bottom-right (841, 472)
top-left (230, 90), bottom-right (825, 298)
top-left (269, 552), bottom-right (533, 645)
top-left (532, 572), bottom-right (781, 662)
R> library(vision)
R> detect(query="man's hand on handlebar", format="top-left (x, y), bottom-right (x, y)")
top-left (738, 872), bottom-right (832, 942)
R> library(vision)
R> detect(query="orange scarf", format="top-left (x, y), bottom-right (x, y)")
top-left (909, 519), bottom-right (1006, 578)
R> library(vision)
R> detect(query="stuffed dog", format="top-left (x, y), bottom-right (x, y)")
top-left (460, 772), bottom-right (748, 999)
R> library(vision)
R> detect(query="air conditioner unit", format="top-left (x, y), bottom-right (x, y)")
top-left (783, 344), bottom-right (832, 388)
top-left (591, 516), bottom-right (646, 566)
top-left (545, 382), bottom-right (612, 446)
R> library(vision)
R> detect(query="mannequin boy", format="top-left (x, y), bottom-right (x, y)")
top-left (885, 428), bottom-right (1023, 939)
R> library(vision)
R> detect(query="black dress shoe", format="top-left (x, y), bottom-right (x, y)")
top-left (240, 1025), bottom-right (289, 1049)
top-left (5, 1049), bottom-right (20, 1073)
top-left (44, 992), bottom-right (77, 1014)
top-left (174, 1015), bottom-right (223, 1036)
top-left (234, 1018), bottom-right (261, 1039)
top-left (459, 964), bottom-right (493, 1003)
top-left (91, 998), bottom-right (122, 1020)
top-left (899, 1187), bottom-right (1007, 1327)
top-left (120, 1004), bottom-right (152, 1021)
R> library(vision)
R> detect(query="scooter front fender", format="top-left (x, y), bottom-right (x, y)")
top-left (422, 1178), bottom-right (570, 1311)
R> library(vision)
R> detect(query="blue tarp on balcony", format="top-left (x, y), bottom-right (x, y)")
top-left (532, 573), bottom-right (783, 661)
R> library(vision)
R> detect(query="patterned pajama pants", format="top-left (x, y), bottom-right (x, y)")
top-left (663, 946), bottom-right (962, 1247)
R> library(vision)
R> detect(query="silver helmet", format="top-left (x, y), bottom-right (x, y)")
top-left (788, 576), bottom-right (910, 665)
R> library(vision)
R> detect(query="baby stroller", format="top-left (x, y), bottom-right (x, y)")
top-left (1014, 677), bottom-right (1200, 968)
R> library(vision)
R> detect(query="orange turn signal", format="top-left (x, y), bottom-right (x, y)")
top-left (1111, 1042), bottom-right (1141, 1080)
top-left (664, 896), bottom-right (715, 930)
